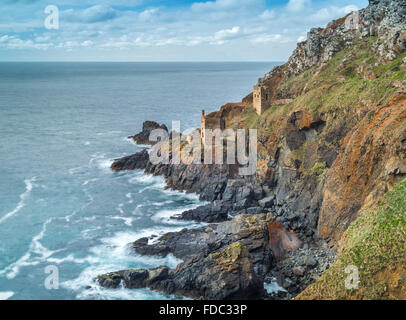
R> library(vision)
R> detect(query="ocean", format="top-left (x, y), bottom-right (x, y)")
top-left (0, 62), bottom-right (277, 300)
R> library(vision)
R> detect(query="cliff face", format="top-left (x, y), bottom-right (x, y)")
top-left (271, 0), bottom-right (406, 81)
top-left (319, 92), bottom-right (406, 241)
top-left (240, 0), bottom-right (406, 245)
top-left (105, 0), bottom-right (405, 300)
top-left (297, 179), bottom-right (406, 300)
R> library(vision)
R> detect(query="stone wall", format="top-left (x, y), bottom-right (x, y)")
top-left (253, 84), bottom-right (271, 115)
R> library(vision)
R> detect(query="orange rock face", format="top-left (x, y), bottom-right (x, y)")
top-left (268, 221), bottom-right (302, 261)
top-left (318, 92), bottom-right (406, 242)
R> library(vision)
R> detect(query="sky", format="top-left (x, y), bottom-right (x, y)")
top-left (0, 0), bottom-right (369, 62)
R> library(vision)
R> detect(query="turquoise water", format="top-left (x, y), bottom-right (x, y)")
top-left (0, 62), bottom-right (277, 300)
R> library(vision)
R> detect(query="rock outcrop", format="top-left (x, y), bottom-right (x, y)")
top-left (101, 0), bottom-right (406, 300)
top-left (99, 242), bottom-right (264, 300)
top-left (318, 92), bottom-right (406, 241)
top-left (100, 214), bottom-right (274, 299)
top-left (111, 149), bottom-right (149, 172)
top-left (129, 121), bottom-right (168, 145)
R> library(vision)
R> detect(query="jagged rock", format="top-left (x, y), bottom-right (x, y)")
top-left (111, 149), bottom-right (149, 171)
top-left (130, 121), bottom-right (168, 145)
top-left (99, 243), bottom-right (265, 300)
top-left (170, 242), bottom-right (264, 299)
top-left (121, 269), bottom-right (149, 289)
top-left (132, 214), bottom-right (273, 278)
top-left (258, 196), bottom-right (275, 208)
top-left (172, 200), bottom-right (231, 223)
top-left (97, 272), bottom-right (122, 289)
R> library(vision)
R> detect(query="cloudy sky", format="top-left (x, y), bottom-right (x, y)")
top-left (0, 0), bottom-right (368, 61)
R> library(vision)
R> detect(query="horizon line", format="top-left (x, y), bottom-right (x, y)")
top-left (0, 60), bottom-right (285, 63)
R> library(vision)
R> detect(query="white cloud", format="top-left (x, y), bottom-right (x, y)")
top-left (310, 5), bottom-right (359, 23)
top-left (251, 34), bottom-right (282, 44)
top-left (192, 0), bottom-right (246, 12)
top-left (139, 8), bottom-right (159, 22)
top-left (81, 40), bottom-right (94, 47)
top-left (0, 35), bottom-right (52, 50)
top-left (0, 0), bottom-right (369, 61)
top-left (287, 0), bottom-right (312, 13)
top-left (83, 5), bottom-right (117, 23)
top-left (260, 9), bottom-right (276, 20)
top-left (63, 5), bottom-right (118, 23)
top-left (214, 26), bottom-right (241, 41)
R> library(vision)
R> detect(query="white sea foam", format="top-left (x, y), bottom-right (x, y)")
top-left (110, 216), bottom-right (133, 227)
top-left (96, 131), bottom-right (122, 137)
top-left (61, 229), bottom-right (184, 300)
top-left (151, 204), bottom-right (203, 225)
top-left (88, 153), bottom-right (113, 171)
top-left (69, 167), bottom-right (86, 175)
top-left (129, 173), bottom-right (164, 186)
top-left (0, 177), bottom-right (36, 225)
top-left (62, 266), bottom-right (173, 300)
top-left (91, 230), bottom-right (183, 267)
top-left (47, 254), bottom-right (96, 265)
top-left (82, 178), bottom-right (99, 186)
top-left (0, 218), bottom-right (61, 279)
top-left (96, 159), bottom-right (114, 170)
top-left (151, 200), bottom-right (174, 207)
top-left (125, 193), bottom-right (134, 204)
top-left (264, 278), bottom-right (287, 294)
top-left (0, 292), bottom-right (14, 300)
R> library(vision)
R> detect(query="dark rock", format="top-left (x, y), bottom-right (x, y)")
top-left (172, 201), bottom-right (230, 223)
top-left (258, 196), bottom-right (275, 208)
top-left (97, 272), bottom-right (122, 289)
top-left (317, 144), bottom-right (338, 168)
top-left (246, 207), bottom-right (263, 215)
top-left (167, 242), bottom-right (265, 299)
top-left (100, 242), bottom-right (265, 300)
top-left (286, 130), bottom-right (306, 151)
top-left (122, 269), bottom-right (149, 289)
top-left (111, 149), bottom-right (149, 172)
top-left (130, 121), bottom-right (168, 145)
top-left (147, 266), bottom-right (170, 285)
top-left (133, 214), bottom-right (274, 278)
top-left (132, 236), bottom-right (170, 257)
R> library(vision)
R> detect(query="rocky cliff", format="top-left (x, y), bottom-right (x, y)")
top-left (100, 0), bottom-right (405, 300)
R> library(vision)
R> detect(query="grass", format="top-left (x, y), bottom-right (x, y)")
top-left (243, 36), bottom-right (406, 139)
top-left (296, 179), bottom-right (406, 300)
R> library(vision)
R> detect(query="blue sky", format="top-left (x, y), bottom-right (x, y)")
top-left (0, 0), bottom-right (369, 61)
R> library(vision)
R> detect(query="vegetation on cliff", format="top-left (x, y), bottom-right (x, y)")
top-left (297, 179), bottom-right (406, 300)
top-left (244, 37), bottom-right (406, 140)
